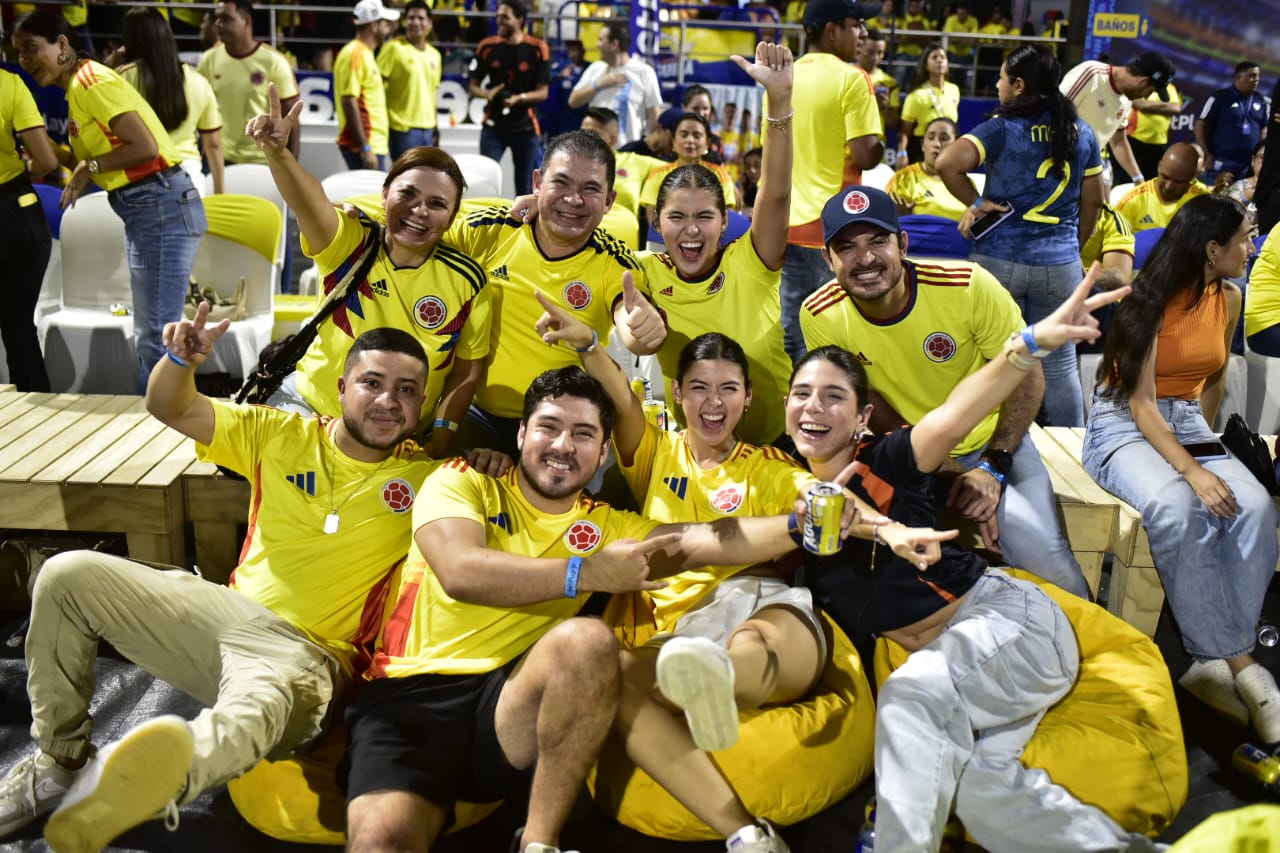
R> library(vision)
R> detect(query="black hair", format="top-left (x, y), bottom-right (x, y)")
top-left (909, 43), bottom-right (948, 90)
top-left (790, 346), bottom-right (870, 409)
top-left (13, 10), bottom-right (84, 57)
top-left (865, 27), bottom-right (885, 41)
top-left (542, 129), bottom-right (616, 191)
top-left (344, 327), bottom-right (429, 376)
top-left (1235, 60), bottom-right (1260, 76)
top-left (384, 146), bottom-right (467, 212)
top-left (604, 21), bottom-right (630, 52)
top-left (924, 116), bottom-right (958, 135)
top-left (677, 333), bottom-right (751, 388)
top-left (584, 106), bottom-right (619, 127)
top-left (655, 163), bottom-right (726, 216)
top-left (990, 45), bottom-right (1078, 180)
top-left (681, 84), bottom-right (712, 108)
top-left (499, 0), bottom-right (527, 21)
top-left (404, 0), bottom-right (431, 13)
top-left (1097, 195), bottom-right (1247, 399)
top-left (122, 8), bottom-right (188, 133)
top-left (675, 111), bottom-right (712, 139)
top-left (223, 0), bottom-right (254, 21)
top-left (522, 367), bottom-right (617, 437)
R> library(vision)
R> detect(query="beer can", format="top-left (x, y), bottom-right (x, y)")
top-left (642, 399), bottom-right (666, 430)
top-left (802, 482), bottom-right (844, 555)
top-left (1231, 743), bottom-right (1280, 790)
top-left (1258, 622), bottom-right (1279, 648)
top-left (630, 377), bottom-right (647, 401)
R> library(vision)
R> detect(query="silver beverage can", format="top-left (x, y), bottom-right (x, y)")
top-left (803, 482), bottom-right (844, 555)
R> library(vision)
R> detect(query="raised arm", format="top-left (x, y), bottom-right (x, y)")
top-left (145, 302), bottom-right (231, 445)
top-left (732, 41), bottom-right (793, 269)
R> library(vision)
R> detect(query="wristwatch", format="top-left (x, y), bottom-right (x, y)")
top-left (980, 448), bottom-right (1014, 477)
top-left (86, 158), bottom-right (100, 175)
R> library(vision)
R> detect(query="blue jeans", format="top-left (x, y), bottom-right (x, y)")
top-left (954, 438), bottom-right (1088, 597)
top-left (1083, 394), bottom-right (1278, 659)
top-left (479, 126), bottom-right (542, 196)
top-left (971, 254), bottom-right (1085, 427)
top-left (108, 167), bottom-right (206, 393)
top-left (338, 149), bottom-right (389, 171)
top-left (781, 243), bottom-right (833, 364)
top-left (1247, 325), bottom-right (1280, 357)
top-left (388, 128), bottom-right (439, 162)
top-left (874, 571), bottom-right (1153, 852)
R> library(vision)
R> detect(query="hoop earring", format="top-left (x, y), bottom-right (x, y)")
top-left (57, 52), bottom-right (73, 65)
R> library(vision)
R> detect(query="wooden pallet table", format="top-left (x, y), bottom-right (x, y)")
top-left (182, 460), bottom-right (250, 585)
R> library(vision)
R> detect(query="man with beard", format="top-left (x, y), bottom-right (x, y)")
top-left (345, 366), bottom-right (871, 853)
top-left (0, 318), bottom-right (438, 851)
top-left (799, 186), bottom-right (1091, 599)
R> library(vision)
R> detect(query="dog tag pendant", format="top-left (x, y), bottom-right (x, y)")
top-left (324, 512), bottom-right (340, 535)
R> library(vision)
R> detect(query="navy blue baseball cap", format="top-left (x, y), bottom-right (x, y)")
top-left (821, 186), bottom-right (900, 246)
top-left (804, 0), bottom-right (884, 29)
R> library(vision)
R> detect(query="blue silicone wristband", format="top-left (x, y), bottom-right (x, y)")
top-left (976, 460), bottom-right (1006, 486)
top-left (166, 352), bottom-right (189, 368)
top-left (787, 512), bottom-right (804, 546)
top-left (1020, 325), bottom-right (1041, 355)
top-left (576, 330), bottom-right (599, 353)
top-left (564, 556), bottom-right (583, 598)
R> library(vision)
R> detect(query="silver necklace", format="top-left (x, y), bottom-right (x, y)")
top-left (322, 429), bottom-right (394, 534)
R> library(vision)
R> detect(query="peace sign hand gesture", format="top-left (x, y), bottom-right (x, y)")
top-left (161, 301), bottom-right (231, 369)
top-left (245, 82), bottom-right (303, 155)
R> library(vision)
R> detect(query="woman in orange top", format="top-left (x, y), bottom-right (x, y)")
top-left (1083, 194), bottom-right (1280, 743)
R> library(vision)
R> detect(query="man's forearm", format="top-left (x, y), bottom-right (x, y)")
top-left (985, 364), bottom-right (1044, 452)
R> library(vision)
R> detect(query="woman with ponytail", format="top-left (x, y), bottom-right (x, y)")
top-left (1083, 194), bottom-right (1280, 744)
top-left (936, 44), bottom-right (1103, 427)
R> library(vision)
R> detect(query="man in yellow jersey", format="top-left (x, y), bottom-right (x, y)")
top-left (892, 0), bottom-right (935, 91)
top-left (198, 0), bottom-right (300, 165)
top-left (0, 317), bottom-right (438, 851)
top-left (858, 27), bottom-right (900, 132)
top-left (335, 0), bottom-right (397, 170)
top-left (346, 366), bottom-right (855, 853)
top-left (778, 0), bottom-right (884, 363)
top-left (1115, 141), bottom-right (1209, 233)
top-left (800, 186), bottom-right (1091, 599)
top-left (1127, 82), bottom-right (1182, 184)
top-left (378, 0), bottom-right (442, 160)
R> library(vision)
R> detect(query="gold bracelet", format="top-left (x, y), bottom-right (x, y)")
top-left (764, 111), bottom-right (793, 129)
top-left (1005, 345), bottom-right (1037, 371)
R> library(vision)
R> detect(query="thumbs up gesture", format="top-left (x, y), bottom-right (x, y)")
top-left (615, 271), bottom-right (667, 354)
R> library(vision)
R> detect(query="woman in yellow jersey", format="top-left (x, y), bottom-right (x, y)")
top-left (114, 8), bottom-right (224, 194)
top-left (895, 44), bottom-right (960, 168)
top-left (0, 67), bottom-right (59, 391)
top-left (638, 42), bottom-right (792, 447)
top-left (246, 84), bottom-right (490, 458)
top-left (13, 10), bottom-right (207, 394)
top-left (639, 111), bottom-right (737, 224)
top-left (884, 116), bottom-right (965, 219)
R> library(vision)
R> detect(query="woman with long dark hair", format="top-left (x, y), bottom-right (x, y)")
top-left (12, 10), bottom-right (207, 394)
top-left (895, 45), bottom-right (959, 167)
top-left (1083, 194), bottom-right (1280, 743)
top-left (936, 44), bottom-right (1103, 428)
top-left (116, 7), bottom-right (224, 194)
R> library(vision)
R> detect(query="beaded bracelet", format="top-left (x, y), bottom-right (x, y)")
top-left (764, 111), bottom-right (794, 129)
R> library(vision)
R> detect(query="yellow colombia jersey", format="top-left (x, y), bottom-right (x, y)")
top-left (620, 423), bottom-right (813, 630)
top-left (641, 159), bottom-right (737, 209)
top-left (884, 163), bottom-right (967, 221)
top-left (1129, 84), bottom-right (1180, 146)
top-left (376, 37), bottom-right (442, 132)
top-left (296, 213), bottom-right (490, 420)
top-left (197, 42), bottom-right (299, 165)
top-left (371, 458), bottom-right (660, 677)
top-left (1245, 224), bottom-right (1280, 338)
top-left (118, 63), bottom-right (221, 164)
top-left (800, 259), bottom-right (1022, 456)
top-left (196, 400), bottom-right (438, 667)
top-left (1081, 202), bottom-right (1135, 269)
top-left (901, 82), bottom-right (961, 137)
top-left (333, 39), bottom-right (388, 155)
top-left (0, 69), bottom-right (44, 183)
top-left (615, 150), bottom-right (663, 215)
top-left (869, 66), bottom-right (901, 110)
top-left (67, 60), bottom-right (180, 191)
top-left (449, 204), bottom-right (647, 418)
top-left (639, 236), bottom-right (791, 445)
top-left (1116, 180), bottom-right (1210, 233)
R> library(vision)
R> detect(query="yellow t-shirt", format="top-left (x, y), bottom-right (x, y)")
top-left (296, 214), bottom-right (491, 420)
top-left (1116, 180), bottom-right (1210, 232)
top-left (614, 150), bottom-right (664, 216)
top-left (1245, 223), bottom-right (1280, 339)
top-left (639, 236), bottom-right (791, 445)
top-left (333, 39), bottom-right (388, 155)
top-left (869, 66), bottom-right (901, 110)
top-left (898, 13), bottom-right (936, 57)
top-left (376, 37), bottom-right (442, 133)
top-left (196, 43), bottom-right (299, 165)
top-left (1129, 83), bottom-right (1181, 146)
top-left (773, 52), bottom-right (883, 245)
top-left (884, 163), bottom-right (967, 220)
top-left (0, 69), bottom-right (44, 183)
top-left (640, 160), bottom-right (738, 210)
top-left (942, 14), bottom-right (979, 54)
top-left (196, 400), bottom-right (438, 665)
top-left (1081, 202), bottom-right (1135, 270)
top-left (620, 424), bottom-right (813, 629)
top-left (370, 459), bottom-right (660, 677)
top-left (800, 260), bottom-right (1022, 456)
top-left (66, 60), bottom-right (180, 191)
top-left (118, 63), bottom-right (222, 164)
top-left (901, 82), bottom-right (961, 137)
top-left (447, 204), bottom-right (648, 418)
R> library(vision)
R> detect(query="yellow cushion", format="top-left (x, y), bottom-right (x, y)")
top-left (873, 569), bottom-right (1188, 837)
top-left (589, 598), bottom-right (876, 841)
top-left (227, 726), bottom-right (501, 845)
top-left (1167, 804), bottom-right (1280, 851)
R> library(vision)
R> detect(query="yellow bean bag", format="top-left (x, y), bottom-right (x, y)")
top-left (227, 726), bottom-right (501, 845)
top-left (589, 594), bottom-right (876, 841)
top-left (873, 569), bottom-right (1188, 837)
top-left (1167, 804), bottom-right (1280, 851)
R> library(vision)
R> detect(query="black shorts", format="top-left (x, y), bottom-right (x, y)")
top-left (342, 661), bottom-right (526, 814)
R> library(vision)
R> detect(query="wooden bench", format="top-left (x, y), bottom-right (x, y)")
top-left (182, 461), bottom-right (250, 585)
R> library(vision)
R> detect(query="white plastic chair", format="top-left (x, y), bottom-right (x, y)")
top-left (38, 192), bottom-right (137, 393)
top-left (453, 152), bottom-right (504, 199)
top-left (1244, 340), bottom-right (1280, 433)
top-left (295, 170), bottom-right (389, 295)
top-left (224, 163), bottom-right (291, 287)
top-left (1110, 182), bottom-right (1135, 206)
top-left (861, 162), bottom-right (894, 191)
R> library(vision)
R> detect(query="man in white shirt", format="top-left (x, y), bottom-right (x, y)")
top-left (567, 22), bottom-right (663, 147)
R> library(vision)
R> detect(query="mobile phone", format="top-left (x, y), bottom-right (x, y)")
top-left (1182, 441), bottom-right (1229, 461)
top-left (968, 203), bottom-right (1016, 239)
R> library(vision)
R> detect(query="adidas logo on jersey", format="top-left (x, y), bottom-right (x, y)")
top-left (660, 286), bottom-right (674, 296)
top-left (369, 277), bottom-right (389, 297)
top-left (663, 476), bottom-right (689, 499)
top-left (491, 265), bottom-right (510, 281)
top-left (286, 471), bottom-right (316, 496)
top-left (1140, 215), bottom-right (1154, 223)
top-left (488, 512), bottom-right (511, 532)
top-left (854, 351), bottom-right (873, 366)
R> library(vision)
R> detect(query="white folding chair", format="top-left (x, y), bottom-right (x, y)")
top-left (453, 152), bottom-right (504, 199)
top-left (295, 170), bottom-right (389, 295)
top-left (224, 163), bottom-right (291, 288)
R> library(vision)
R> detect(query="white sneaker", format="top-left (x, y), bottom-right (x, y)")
top-left (0, 751), bottom-right (82, 837)
top-left (1235, 664), bottom-right (1280, 744)
top-left (726, 819), bottom-right (789, 852)
top-left (656, 636), bottom-right (739, 752)
top-left (1179, 659), bottom-right (1250, 728)
top-left (43, 715), bottom-right (193, 853)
